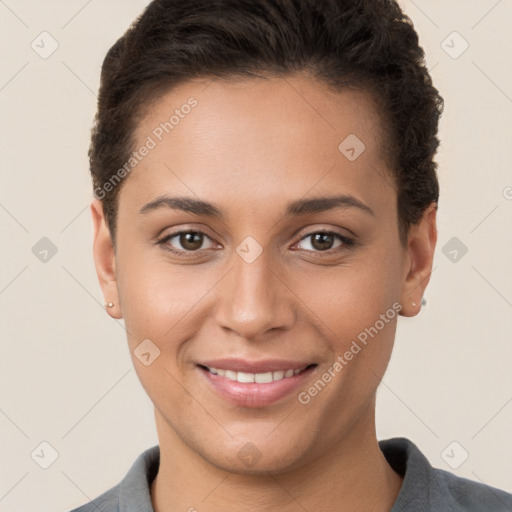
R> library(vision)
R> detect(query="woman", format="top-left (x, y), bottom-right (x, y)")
top-left (71, 0), bottom-right (512, 510)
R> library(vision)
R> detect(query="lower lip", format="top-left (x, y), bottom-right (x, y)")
top-left (197, 365), bottom-right (316, 408)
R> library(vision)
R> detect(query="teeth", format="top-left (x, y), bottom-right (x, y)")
top-left (225, 370), bottom-right (237, 380)
top-left (237, 371), bottom-right (255, 383)
top-left (205, 366), bottom-right (308, 382)
top-left (255, 372), bottom-right (273, 383)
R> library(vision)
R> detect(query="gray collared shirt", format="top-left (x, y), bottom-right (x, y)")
top-left (69, 437), bottom-right (512, 511)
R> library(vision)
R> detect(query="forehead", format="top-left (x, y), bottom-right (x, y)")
top-left (126, 74), bottom-right (395, 215)
top-left (135, 73), bottom-right (384, 152)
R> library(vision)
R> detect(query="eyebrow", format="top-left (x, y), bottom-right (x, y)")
top-left (139, 194), bottom-right (375, 218)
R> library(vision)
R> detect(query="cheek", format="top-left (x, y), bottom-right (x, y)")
top-left (116, 249), bottom-right (216, 348)
top-left (295, 255), bottom-right (402, 331)
top-left (289, 246), bottom-right (403, 387)
top-left (115, 254), bottom-right (208, 405)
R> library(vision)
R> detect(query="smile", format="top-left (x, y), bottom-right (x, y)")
top-left (203, 365), bottom-right (307, 383)
top-left (197, 361), bottom-right (318, 408)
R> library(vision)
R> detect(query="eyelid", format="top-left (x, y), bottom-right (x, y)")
top-left (294, 223), bottom-right (357, 240)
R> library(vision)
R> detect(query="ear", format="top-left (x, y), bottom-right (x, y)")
top-left (399, 202), bottom-right (438, 317)
top-left (91, 198), bottom-right (123, 319)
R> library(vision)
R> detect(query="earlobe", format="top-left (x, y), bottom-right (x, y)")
top-left (399, 203), bottom-right (438, 317)
top-left (91, 199), bottom-right (123, 319)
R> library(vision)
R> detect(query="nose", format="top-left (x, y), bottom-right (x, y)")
top-left (214, 247), bottom-right (296, 340)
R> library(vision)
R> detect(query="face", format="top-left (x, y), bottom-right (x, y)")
top-left (92, 74), bottom-right (436, 474)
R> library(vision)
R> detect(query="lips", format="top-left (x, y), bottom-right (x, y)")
top-left (196, 358), bottom-right (318, 407)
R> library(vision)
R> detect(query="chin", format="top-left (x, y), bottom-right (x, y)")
top-left (208, 446), bottom-right (309, 476)
top-left (195, 431), bottom-right (315, 476)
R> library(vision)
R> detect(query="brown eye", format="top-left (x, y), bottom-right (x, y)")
top-left (295, 231), bottom-right (354, 253)
top-left (178, 232), bottom-right (204, 251)
top-left (311, 233), bottom-right (336, 251)
top-left (159, 230), bottom-right (216, 254)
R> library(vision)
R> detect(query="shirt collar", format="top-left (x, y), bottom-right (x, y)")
top-left (118, 444), bottom-right (159, 512)
top-left (380, 437), bottom-right (433, 510)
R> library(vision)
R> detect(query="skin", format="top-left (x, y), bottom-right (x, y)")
top-left (92, 73), bottom-right (437, 512)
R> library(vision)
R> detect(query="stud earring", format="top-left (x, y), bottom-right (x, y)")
top-left (105, 302), bottom-right (114, 308)
top-left (411, 302), bottom-right (417, 307)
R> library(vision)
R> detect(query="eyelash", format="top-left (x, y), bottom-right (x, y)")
top-left (156, 229), bottom-right (356, 258)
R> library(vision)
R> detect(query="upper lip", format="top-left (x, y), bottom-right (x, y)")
top-left (198, 358), bottom-right (315, 373)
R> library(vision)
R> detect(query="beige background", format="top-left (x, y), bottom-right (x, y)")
top-left (0, 1), bottom-right (511, 510)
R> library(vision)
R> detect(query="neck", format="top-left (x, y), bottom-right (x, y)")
top-left (151, 402), bottom-right (403, 512)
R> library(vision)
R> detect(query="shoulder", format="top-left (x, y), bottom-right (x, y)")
top-left (66, 445), bottom-right (160, 512)
top-left (432, 466), bottom-right (512, 511)
top-left (380, 437), bottom-right (512, 511)
top-left (68, 485), bottom-right (120, 512)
